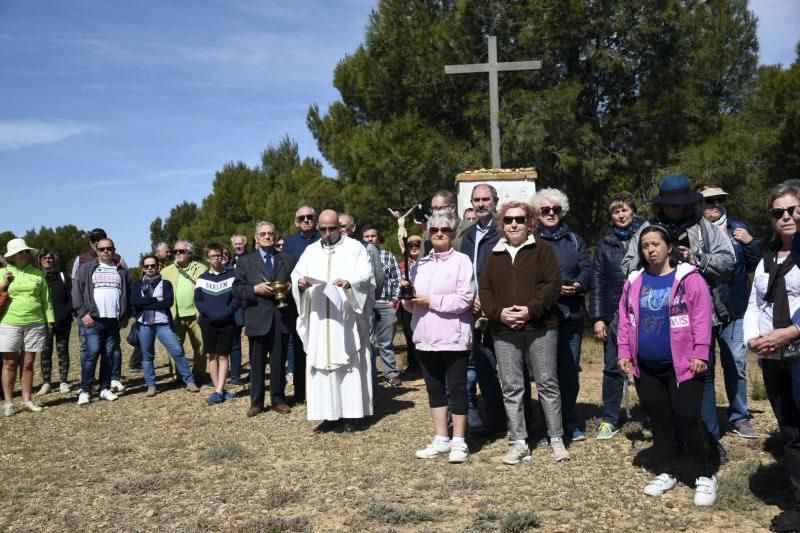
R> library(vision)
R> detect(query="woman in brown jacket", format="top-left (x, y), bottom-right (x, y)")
top-left (479, 201), bottom-right (567, 463)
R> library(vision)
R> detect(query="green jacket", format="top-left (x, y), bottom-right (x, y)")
top-left (1, 264), bottom-right (55, 326)
top-left (160, 261), bottom-right (208, 319)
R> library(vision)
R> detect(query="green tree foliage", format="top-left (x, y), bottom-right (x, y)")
top-left (149, 201), bottom-right (198, 249)
top-left (307, 0), bottom-right (759, 241)
top-left (0, 226), bottom-right (88, 272)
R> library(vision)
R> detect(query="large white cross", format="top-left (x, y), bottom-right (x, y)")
top-left (445, 36), bottom-right (542, 169)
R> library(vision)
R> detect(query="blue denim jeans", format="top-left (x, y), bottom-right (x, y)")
top-left (230, 325), bottom-right (243, 382)
top-left (556, 319), bottom-right (583, 431)
top-left (701, 345), bottom-right (721, 440)
top-left (717, 318), bottom-right (750, 423)
top-left (80, 318), bottom-right (120, 393)
top-left (138, 323), bottom-right (194, 387)
top-left (468, 329), bottom-right (505, 430)
top-left (601, 321), bottom-right (624, 427)
top-left (374, 302), bottom-right (399, 379)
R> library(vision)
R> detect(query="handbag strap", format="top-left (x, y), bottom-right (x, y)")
top-left (176, 266), bottom-right (196, 286)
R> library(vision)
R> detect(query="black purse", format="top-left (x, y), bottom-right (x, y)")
top-left (125, 322), bottom-right (140, 348)
top-left (781, 338), bottom-right (800, 362)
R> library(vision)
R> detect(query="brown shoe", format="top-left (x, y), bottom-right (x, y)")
top-left (273, 403), bottom-right (292, 414)
top-left (145, 386), bottom-right (157, 397)
top-left (185, 382), bottom-right (200, 393)
top-left (247, 406), bottom-right (263, 418)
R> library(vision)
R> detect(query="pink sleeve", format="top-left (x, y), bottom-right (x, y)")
top-left (616, 281), bottom-right (633, 361)
top-left (687, 275), bottom-right (713, 361)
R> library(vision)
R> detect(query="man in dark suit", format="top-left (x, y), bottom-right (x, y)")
top-left (233, 221), bottom-right (299, 417)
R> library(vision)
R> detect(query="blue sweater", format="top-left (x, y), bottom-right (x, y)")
top-left (194, 269), bottom-right (241, 326)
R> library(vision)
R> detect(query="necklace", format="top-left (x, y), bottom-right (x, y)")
top-left (645, 286), bottom-right (669, 311)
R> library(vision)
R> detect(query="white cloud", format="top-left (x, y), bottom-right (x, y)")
top-left (0, 119), bottom-right (97, 151)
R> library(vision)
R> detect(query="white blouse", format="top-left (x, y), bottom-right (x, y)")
top-left (743, 256), bottom-right (800, 343)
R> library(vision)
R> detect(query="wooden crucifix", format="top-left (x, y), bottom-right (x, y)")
top-left (445, 36), bottom-right (541, 169)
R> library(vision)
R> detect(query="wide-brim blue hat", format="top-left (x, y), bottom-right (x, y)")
top-left (651, 174), bottom-right (703, 205)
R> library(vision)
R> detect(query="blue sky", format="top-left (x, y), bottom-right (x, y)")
top-left (1, 0), bottom-right (798, 262)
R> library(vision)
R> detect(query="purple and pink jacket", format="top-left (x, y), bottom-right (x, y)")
top-left (401, 248), bottom-right (475, 352)
top-left (617, 263), bottom-right (713, 383)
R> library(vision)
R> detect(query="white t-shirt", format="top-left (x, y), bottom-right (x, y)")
top-left (92, 263), bottom-right (121, 319)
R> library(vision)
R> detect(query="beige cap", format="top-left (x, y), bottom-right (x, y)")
top-left (4, 238), bottom-right (38, 259)
top-left (699, 186), bottom-right (729, 198)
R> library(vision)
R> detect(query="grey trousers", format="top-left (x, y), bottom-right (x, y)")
top-left (374, 301), bottom-right (399, 379)
top-left (494, 328), bottom-right (563, 441)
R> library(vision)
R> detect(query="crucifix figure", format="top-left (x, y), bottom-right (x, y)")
top-left (445, 35), bottom-right (542, 169)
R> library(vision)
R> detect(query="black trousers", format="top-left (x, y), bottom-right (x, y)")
top-left (128, 346), bottom-right (142, 370)
top-left (249, 329), bottom-right (289, 408)
top-left (763, 359), bottom-right (800, 506)
top-left (635, 363), bottom-right (712, 479)
top-left (398, 307), bottom-right (418, 371)
top-left (41, 322), bottom-right (71, 383)
top-left (289, 329), bottom-right (306, 403)
top-left (419, 349), bottom-right (469, 415)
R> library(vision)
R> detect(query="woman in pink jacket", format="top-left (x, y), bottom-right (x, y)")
top-left (401, 212), bottom-right (475, 463)
top-left (617, 225), bottom-right (717, 507)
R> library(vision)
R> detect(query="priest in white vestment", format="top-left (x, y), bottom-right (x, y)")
top-left (291, 209), bottom-right (376, 426)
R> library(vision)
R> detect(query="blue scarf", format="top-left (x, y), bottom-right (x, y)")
top-left (538, 224), bottom-right (567, 241)
top-left (612, 217), bottom-right (643, 242)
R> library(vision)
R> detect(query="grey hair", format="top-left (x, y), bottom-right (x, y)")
top-left (254, 221), bottom-right (276, 235)
top-left (295, 205), bottom-right (316, 216)
top-left (175, 240), bottom-right (194, 255)
top-left (427, 212), bottom-right (458, 232)
top-left (471, 183), bottom-right (498, 202)
top-left (154, 242), bottom-right (169, 252)
top-left (230, 233), bottom-right (247, 244)
top-left (770, 180), bottom-right (800, 207)
top-left (531, 187), bottom-right (570, 216)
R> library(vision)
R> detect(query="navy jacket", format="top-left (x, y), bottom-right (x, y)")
top-left (536, 224), bottom-right (591, 322)
top-left (460, 219), bottom-right (501, 285)
top-left (718, 216), bottom-right (763, 319)
top-left (195, 269), bottom-right (243, 327)
top-left (131, 278), bottom-right (174, 325)
top-left (283, 230), bottom-right (320, 263)
top-left (589, 228), bottom-right (631, 323)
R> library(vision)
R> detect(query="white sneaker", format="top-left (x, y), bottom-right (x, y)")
top-left (3, 403), bottom-right (16, 417)
top-left (99, 389), bottom-right (118, 402)
top-left (286, 373), bottom-right (294, 385)
top-left (36, 383), bottom-right (51, 396)
top-left (22, 400), bottom-right (43, 413)
top-left (449, 442), bottom-right (469, 463)
top-left (644, 473), bottom-right (678, 497)
top-left (415, 438), bottom-right (451, 459)
top-left (502, 441), bottom-right (531, 465)
top-left (550, 438), bottom-right (571, 462)
top-left (694, 476), bottom-right (718, 506)
top-left (110, 380), bottom-right (125, 393)
top-left (59, 383), bottom-right (70, 394)
top-left (77, 392), bottom-right (90, 405)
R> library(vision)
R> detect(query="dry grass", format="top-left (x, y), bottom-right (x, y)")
top-left (0, 327), bottom-right (788, 531)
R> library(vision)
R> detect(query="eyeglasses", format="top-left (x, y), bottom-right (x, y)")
top-left (540, 206), bottom-right (563, 216)
top-left (296, 214), bottom-right (315, 222)
top-left (207, 254), bottom-right (222, 260)
top-left (503, 216), bottom-right (527, 225)
top-left (257, 231), bottom-right (274, 237)
top-left (40, 256), bottom-right (54, 261)
top-left (408, 243), bottom-right (421, 249)
top-left (770, 205), bottom-right (798, 219)
top-left (173, 249), bottom-right (187, 254)
top-left (704, 197), bottom-right (725, 205)
top-left (429, 227), bottom-right (453, 235)
top-left (472, 196), bottom-right (492, 203)
top-left (431, 205), bottom-right (454, 212)
top-left (318, 226), bottom-right (339, 234)
top-left (339, 224), bottom-right (355, 230)
top-left (97, 247), bottom-right (115, 252)
top-left (142, 264), bottom-right (157, 269)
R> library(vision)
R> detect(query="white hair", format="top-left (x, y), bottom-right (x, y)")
top-left (154, 242), bottom-right (169, 252)
top-left (254, 221), bottom-right (276, 235)
top-left (427, 212), bottom-right (457, 231)
top-left (230, 233), bottom-right (247, 244)
top-left (174, 240), bottom-right (194, 255)
top-left (531, 187), bottom-right (570, 216)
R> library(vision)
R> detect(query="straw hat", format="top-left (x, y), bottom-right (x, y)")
top-left (4, 238), bottom-right (38, 259)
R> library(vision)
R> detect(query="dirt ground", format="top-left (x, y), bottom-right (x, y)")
top-left (0, 331), bottom-right (789, 532)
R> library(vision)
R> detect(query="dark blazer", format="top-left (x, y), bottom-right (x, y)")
top-left (131, 279), bottom-right (175, 326)
top-left (460, 220), bottom-right (502, 281)
top-left (232, 249), bottom-right (296, 337)
top-left (589, 229), bottom-right (630, 324)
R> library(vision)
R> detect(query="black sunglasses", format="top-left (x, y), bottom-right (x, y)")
top-left (770, 205), bottom-right (798, 219)
top-left (429, 227), bottom-right (453, 235)
top-left (142, 264), bottom-right (157, 269)
top-left (540, 206), bottom-right (563, 216)
top-left (296, 214), bottom-right (315, 222)
top-left (318, 226), bottom-right (338, 234)
top-left (97, 247), bottom-right (115, 252)
top-left (408, 243), bottom-right (421, 249)
top-left (173, 249), bottom-right (188, 254)
top-left (704, 197), bottom-right (725, 205)
top-left (503, 216), bottom-right (527, 225)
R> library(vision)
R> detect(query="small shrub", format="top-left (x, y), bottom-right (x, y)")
top-left (715, 460), bottom-right (761, 511)
top-left (472, 509), bottom-right (500, 529)
top-left (236, 516), bottom-right (310, 533)
top-left (500, 510), bottom-right (542, 532)
top-left (445, 476), bottom-right (487, 490)
top-left (364, 501), bottom-right (444, 524)
top-left (112, 472), bottom-right (187, 494)
top-left (264, 485), bottom-right (302, 510)
top-left (751, 375), bottom-right (768, 401)
top-left (200, 442), bottom-right (246, 461)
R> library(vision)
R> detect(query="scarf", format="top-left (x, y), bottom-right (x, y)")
top-left (141, 274), bottom-right (162, 298)
top-left (538, 224), bottom-right (567, 241)
top-left (711, 209), bottom-right (728, 229)
top-left (763, 248), bottom-right (795, 329)
top-left (612, 217), bottom-right (643, 242)
top-left (44, 269), bottom-right (61, 284)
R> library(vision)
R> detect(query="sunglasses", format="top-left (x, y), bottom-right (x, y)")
top-left (503, 216), bottom-right (527, 225)
top-left (173, 249), bottom-right (187, 254)
top-left (318, 226), bottom-right (339, 234)
top-left (770, 205), bottom-right (798, 219)
top-left (40, 256), bottom-right (54, 261)
top-left (540, 206), bottom-right (563, 216)
top-left (408, 243), bottom-right (421, 249)
top-left (429, 227), bottom-right (453, 235)
top-left (704, 197), bottom-right (725, 205)
top-left (97, 247), bottom-right (115, 252)
top-left (142, 264), bottom-right (157, 269)
top-left (207, 254), bottom-right (222, 260)
top-left (296, 214), bottom-right (315, 222)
